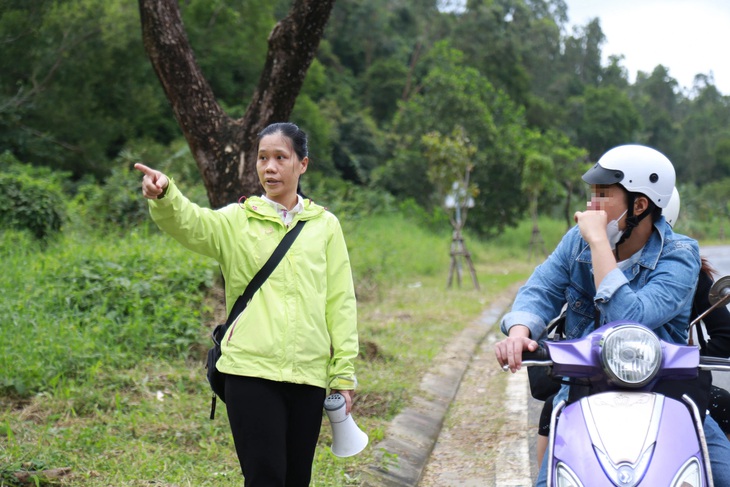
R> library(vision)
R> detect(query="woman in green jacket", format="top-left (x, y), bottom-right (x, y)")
top-left (135, 122), bottom-right (359, 486)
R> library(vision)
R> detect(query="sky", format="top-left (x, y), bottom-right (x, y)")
top-left (563, 0), bottom-right (730, 95)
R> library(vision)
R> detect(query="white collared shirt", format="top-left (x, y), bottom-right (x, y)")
top-left (261, 194), bottom-right (304, 226)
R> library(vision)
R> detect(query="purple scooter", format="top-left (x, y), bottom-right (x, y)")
top-left (510, 277), bottom-right (730, 487)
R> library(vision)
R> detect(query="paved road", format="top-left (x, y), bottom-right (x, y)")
top-left (701, 245), bottom-right (730, 275)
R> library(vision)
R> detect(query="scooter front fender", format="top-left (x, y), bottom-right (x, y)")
top-left (549, 392), bottom-right (709, 487)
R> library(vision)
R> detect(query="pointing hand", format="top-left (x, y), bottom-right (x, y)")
top-left (134, 163), bottom-right (169, 200)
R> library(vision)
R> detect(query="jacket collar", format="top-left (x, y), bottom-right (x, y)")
top-left (243, 195), bottom-right (324, 221)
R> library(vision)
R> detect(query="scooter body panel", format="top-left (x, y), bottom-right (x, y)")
top-left (550, 391), bottom-right (708, 486)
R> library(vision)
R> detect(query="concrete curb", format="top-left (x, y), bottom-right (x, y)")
top-left (362, 297), bottom-right (512, 486)
top-left (495, 369), bottom-right (531, 486)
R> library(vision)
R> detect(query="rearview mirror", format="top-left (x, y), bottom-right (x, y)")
top-left (709, 275), bottom-right (730, 307)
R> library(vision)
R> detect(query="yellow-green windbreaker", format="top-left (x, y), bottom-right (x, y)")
top-left (148, 181), bottom-right (358, 391)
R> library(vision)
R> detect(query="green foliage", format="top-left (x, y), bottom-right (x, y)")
top-left (675, 180), bottom-right (730, 241)
top-left (674, 85), bottom-right (730, 186)
top-left (631, 65), bottom-right (681, 153)
top-left (296, 57), bottom-right (388, 186)
top-left (0, 229), bottom-right (214, 397)
top-left (0, 153), bottom-right (67, 239)
top-left (292, 94), bottom-right (336, 176)
top-left (0, 0), bottom-right (179, 178)
top-left (488, 215), bottom-right (567, 259)
top-left (452, 0), bottom-right (533, 104)
top-left (70, 139), bottom-right (208, 231)
top-left (180, 0), bottom-right (275, 106)
top-left (3, 0), bottom-right (730, 242)
top-left (422, 126), bottom-right (478, 203)
top-left (72, 164), bottom-right (150, 230)
top-left (303, 173), bottom-right (397, 221)
top-left (379, 41), bottom-right (529, 236)
top-left (362, 57), bottom-right (410, 123)
top-left (570, 85), bottom-right (642, 160)
top-left (346, 213), bottom-right (452, 292)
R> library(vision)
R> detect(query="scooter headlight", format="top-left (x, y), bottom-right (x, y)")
top-left (601, 325), bottom-right (662, 387)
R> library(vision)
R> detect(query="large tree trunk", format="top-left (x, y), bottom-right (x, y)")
top-left (138, 0), bottom-right (336, 208)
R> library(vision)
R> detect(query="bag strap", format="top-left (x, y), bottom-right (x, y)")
top-left (224, 219), bottom-right (306, 327)
top-left (546, 308), bottom-right (567, 339)
top-left (209, 220), bottom-right (306, 420)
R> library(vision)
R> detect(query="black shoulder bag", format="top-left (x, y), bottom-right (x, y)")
top-left (206, 220), bottom-right (306, 419)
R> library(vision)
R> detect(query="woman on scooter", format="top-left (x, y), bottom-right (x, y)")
top-left (494, 144), bottom-right (730, 486)
top-left (534, 187), bottom-right (730, 467)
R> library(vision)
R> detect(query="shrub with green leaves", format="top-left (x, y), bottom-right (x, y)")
top-left (0, 229), bottom-right (215, 398)
top-left (0, 153), bottom-right (67, 239)
top-left (72, 164), bottom-right (152, 230)
top-left (71, 142), bottom-right (210, 231)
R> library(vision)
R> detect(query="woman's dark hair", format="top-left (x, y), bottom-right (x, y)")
top-left (622, 188), bottom-right (662, 223)
top-left (257, 122), bottom-right (309, 198)
top-left (257, 122), bottom-right (309, 160)
top-left (701, 256), bottom-right (718, 278)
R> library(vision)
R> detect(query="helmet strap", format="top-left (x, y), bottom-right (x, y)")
top-left (614, 194), bottom-right (654, 260)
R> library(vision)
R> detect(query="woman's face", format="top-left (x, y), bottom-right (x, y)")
top-left (588, 184), bottom-right (628, 223)
top-left (257, 132), bottom-right (308, 209)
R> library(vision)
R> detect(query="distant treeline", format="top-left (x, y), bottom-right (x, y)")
top-left (2, 0), bottom-right (729, 237)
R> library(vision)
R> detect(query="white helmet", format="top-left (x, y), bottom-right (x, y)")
top-left (582, 144), bottom-right (675, 208)
top-left (662, 187), bottom-right (680, 228)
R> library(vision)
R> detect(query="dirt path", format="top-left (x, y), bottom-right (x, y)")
top-left (418, 329), bottom-right (532, 487)
top-left (362, 285), bottom-right (534, 487)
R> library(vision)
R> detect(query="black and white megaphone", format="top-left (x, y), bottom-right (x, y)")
top-left (323, 393), bottom-right (368, 457)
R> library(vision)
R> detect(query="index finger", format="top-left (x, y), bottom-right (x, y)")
top-left (134, 163), bottom-right (155, 176)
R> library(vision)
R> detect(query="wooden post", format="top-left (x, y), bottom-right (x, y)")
top-left (528, 223), bottom-right (547, 261)
top-left (447, 226), bottom-right (480, 290)
top-left (527, 195), bottom-right (547, 261)
top-left (444, 168), bottom-right (479, 290)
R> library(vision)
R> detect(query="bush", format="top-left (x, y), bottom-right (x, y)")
top-left (70, 141), bottom-right (210, 231)
top-left (0, 230), bottom-right (215, 397)
top-left (0, 152), bottom-right (67, 239)
top-left (72, 164), bottom-right (151, 229)
top-left (303, 173), bottom-right (397, 219)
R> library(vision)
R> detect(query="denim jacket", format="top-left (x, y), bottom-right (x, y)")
top-left (501, 218), bottom-right (701, 345)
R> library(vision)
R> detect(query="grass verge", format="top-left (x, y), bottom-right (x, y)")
top-left (0, 215), bottom-right (558, 486)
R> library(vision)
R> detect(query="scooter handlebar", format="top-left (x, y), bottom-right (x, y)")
top-left (501, 345), bottom-right (552, 371)
top-left (699, 355), bottom-right (730, 372)
top-left (522, 346), bottom-right (551, 362)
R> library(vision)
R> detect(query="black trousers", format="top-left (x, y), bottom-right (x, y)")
top-left (224, 375), bottom-right (326, 487)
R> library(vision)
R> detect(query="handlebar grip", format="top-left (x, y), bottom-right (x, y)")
top-left (522, 346), bottom-right (551, 362)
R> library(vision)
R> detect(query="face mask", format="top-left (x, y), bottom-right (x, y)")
top-left (606, 210), bottom-right (628, 249)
